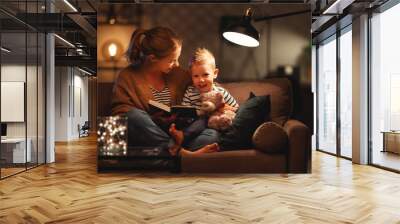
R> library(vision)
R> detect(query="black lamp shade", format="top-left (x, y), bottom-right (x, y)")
top-left (223, 18), bottom-right (260, 47)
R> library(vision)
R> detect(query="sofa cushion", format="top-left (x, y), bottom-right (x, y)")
top-left (220, 78), bottom-right (292, 126)
top-left (252, 122), bottom-right (288, 153)
top-left (219, 94), bottom-right (270, 150)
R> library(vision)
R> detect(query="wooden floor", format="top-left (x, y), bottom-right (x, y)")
top-left (1, 163), bottom-right (44, 178)
top-left (1, 136), bottom-right (400, 223)
top-left (1, 167), bottom-right (26, 178)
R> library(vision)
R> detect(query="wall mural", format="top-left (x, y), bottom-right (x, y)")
top-left (97, 3), bottom-right (312, 173)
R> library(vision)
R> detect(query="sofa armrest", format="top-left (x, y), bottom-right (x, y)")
top-left (283, 119), bottom-right (311, 173)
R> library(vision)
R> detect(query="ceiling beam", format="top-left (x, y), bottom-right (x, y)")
top-left (55, 55), bottom-right (96, 68)
top-left (67, 13), bottom-right (97, 39)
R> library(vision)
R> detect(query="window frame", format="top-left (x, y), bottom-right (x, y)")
top-left (315, 21), bottom-right (353, 160)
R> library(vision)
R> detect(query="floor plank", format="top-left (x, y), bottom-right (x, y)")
top-left (0, 136), bottom-right (399, 223)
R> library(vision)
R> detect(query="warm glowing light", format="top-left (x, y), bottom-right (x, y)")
top-left (222, 32), bottom-right (259, 47)
top-left (108, 43), bottom-right (117, 57)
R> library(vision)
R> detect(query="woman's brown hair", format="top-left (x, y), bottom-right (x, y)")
top-left (126, 26), bottom-right (182, 65)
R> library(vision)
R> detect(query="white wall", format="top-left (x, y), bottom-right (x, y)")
top-left (1, 65), bottom-right (37, 137)
top-left (55, 66), bottom-right (70, 141)
top-left (71, 73), bottom-right (89, 138)
top-left (1, 65), bottom-right (26, 142)
top-left (54, 67), bottom-right (89, 141)
top-left (1, 63), bottom-right (46, 164)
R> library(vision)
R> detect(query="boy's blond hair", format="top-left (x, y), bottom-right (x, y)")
top-left (189, 48), bottom-right (216, 69)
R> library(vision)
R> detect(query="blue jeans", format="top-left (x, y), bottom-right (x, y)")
top-left (126, 109), bottom-right (219, 152)
top-left (182, 117), bottom-right (207, 147)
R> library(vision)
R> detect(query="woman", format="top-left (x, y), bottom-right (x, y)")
top-left (111, 27), bottom-right (219, 156)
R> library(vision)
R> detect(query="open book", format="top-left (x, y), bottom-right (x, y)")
top-left (149, 100), bottom-right (198, 118)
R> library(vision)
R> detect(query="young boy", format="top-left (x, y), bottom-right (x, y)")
top-left (182, 48), bottom-right (239, 111)
top-left (169, 48), bottom-right (238, 153)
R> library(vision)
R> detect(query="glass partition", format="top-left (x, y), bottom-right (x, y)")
top-left (1, 27), bottom-right (28, 178)
top-left (370, 3), bottom-right (400, 171)
top-left (317, 35), bottom-right (337, 154)
top-left (339, 27), bottom-right (352, 158)
top-left (315, 24), bottom-right (353, 159)
top-left (0, 1), bottom-right (46, 179)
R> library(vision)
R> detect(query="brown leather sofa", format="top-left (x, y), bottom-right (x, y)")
top-left (181, 78), bottom-right (311, 173)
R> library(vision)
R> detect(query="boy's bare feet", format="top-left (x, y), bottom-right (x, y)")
top-left (169, 142), bottom-right (220, 156)
top-left (180, 143), bottom-right (220, 156)
top-left (168, 123), bottom-right (219, 156)
top-left (195, 143), bottom-right (219, 154)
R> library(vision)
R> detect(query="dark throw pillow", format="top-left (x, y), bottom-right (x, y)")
top-left (219, 93), bottom-right (271, 150)
top-left (252, 122), bottom-right (288, 153)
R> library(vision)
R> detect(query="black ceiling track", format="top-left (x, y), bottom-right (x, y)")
top-left (55, 55), bottom-right (96, 71)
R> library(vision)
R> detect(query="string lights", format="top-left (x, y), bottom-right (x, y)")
top-left (97, 116), bottom-right (128, 156)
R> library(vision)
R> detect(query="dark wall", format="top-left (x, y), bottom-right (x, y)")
top-left (97, 3), bottom-right (312, 128)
